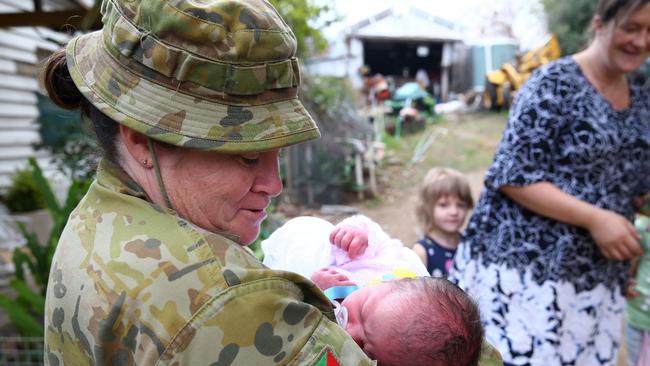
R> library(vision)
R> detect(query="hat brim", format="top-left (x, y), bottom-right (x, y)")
top-left (66, 32), bottom-right (320, 152)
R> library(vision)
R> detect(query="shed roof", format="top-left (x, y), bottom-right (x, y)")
top-left (348, 7), bottom-right (462, 42)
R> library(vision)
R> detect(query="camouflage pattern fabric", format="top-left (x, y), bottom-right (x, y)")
top-left (66, 0), bottom-right (320, 153)
top-left (44, 160), bottom-right (374, 365)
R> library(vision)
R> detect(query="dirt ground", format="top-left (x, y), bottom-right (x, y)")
top-left (347, 168), bottom-right (486, 246)
top-left (289, 112), bottom-right (504, 246)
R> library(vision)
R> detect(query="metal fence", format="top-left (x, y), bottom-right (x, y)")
top-left (0, 337), bottom-right (43, 366)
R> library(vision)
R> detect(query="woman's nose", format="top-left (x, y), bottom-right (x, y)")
top-left (254, 150), bottom-right (283, 197)
top-left (633, 29), bottom-right (649, 49)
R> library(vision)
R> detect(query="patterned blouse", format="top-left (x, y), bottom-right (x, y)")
top-left (465, 57), bottom-right (650, 293)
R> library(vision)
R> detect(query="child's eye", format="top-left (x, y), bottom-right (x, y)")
top-left (239, 153), bottom-right (260, 166)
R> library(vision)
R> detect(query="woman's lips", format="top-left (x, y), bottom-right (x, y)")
top-left (241, 207), bottom-right (267, 221)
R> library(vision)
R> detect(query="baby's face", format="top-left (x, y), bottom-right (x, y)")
top-left (340, 282), bottom-right (401, 362)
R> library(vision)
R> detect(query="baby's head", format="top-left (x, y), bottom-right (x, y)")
top-left (416, 167), bottom-right (474, 235)
top-left (341, 277), bottom-right (483, 366)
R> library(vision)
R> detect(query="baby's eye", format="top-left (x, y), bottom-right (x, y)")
top-left (239, 153), bottom-right (260, 166)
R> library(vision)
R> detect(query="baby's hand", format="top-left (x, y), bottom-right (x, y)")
top-left (310, 268), bottom-right (356, 290)
top-left (330, 225), bottom-right (369, 258)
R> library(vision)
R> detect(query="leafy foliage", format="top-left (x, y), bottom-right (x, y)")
top-left (288, 76), bottom-right (372, 204)
top-left (0, 158), bottom-right (91, 337)
top-left (267, 0), bottom-right (338, 58)
top-left (542, 0), bottom-right (596, 55)
top-left (4, 168), bottom-right (46, 213)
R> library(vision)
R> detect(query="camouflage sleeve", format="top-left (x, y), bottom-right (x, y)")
top-left (478, 340), bottom-right (504, 366)
top-left (162, 277), bottom-right (375, 365)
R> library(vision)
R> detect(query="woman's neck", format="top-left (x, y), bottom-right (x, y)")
top-left (427, 229), bottom-right (461, 250)
top-left (573, 47), bottom-right (630, 110)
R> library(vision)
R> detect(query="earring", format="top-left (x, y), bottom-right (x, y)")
top-left (142, 158), bottom-right (150, 167)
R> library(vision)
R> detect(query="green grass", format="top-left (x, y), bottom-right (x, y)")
top-left (381, 112), bottom-right (507, 182)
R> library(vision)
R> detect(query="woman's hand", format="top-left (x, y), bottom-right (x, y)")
top-left (501, 183), bottom-right (642, 260)
top-left (587, 209), bottom-right (642, 260)
top-left (310, 268), bottom-right (356, 290)
top-left (330, 225), bottom-right (369, 258)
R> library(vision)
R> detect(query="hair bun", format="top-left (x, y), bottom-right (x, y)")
top-left (41, 49), bottom-right (83, 110)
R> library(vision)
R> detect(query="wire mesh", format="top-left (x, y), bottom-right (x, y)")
top-left (0, 337), bottom-right (44, 366)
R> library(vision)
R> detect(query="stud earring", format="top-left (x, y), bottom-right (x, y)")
top-left (142, 159), bottom-right (149, 167)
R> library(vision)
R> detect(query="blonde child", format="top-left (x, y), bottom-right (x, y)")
top-left (413, 167), bottom-right (474, 277)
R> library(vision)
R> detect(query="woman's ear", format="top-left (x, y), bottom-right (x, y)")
top-left (118, 125), bottom-right (152, 168)
top-left (592, 15), bottom-right (604, 33)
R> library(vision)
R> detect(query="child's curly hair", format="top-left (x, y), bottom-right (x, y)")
top-left (415, 167), bottom-right (474, 234)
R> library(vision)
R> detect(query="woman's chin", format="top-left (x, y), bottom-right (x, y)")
top-left (234, 226), bottom-right (261, 246)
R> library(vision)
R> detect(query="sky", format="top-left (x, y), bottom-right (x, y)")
top-left (324, 0), bottom-right (551, 51)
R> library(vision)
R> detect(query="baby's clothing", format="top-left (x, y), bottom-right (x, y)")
top-left (262, 215), bottom-right (429, 287)
top-left (415, 235), bottom-right (457, 277)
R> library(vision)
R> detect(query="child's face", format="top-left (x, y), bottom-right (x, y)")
top-left (432, 195), bottom-right (469, 234)
top-left (340, 282), bottom-right (400, 362)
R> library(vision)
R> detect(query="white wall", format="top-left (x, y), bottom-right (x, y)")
top-left (0, 25), bottom-right (68, 188)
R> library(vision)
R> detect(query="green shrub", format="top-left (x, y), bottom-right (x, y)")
top-left (4, 167), bottom-right (46, 213)
top-left (0, 158), bottom-right (91, 337)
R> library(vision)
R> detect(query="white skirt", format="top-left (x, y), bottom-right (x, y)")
top-left (451, 251), bottom-right (624, 366)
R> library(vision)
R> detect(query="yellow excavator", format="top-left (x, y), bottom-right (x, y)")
top-left (483, 34), bottom-right (561, 110)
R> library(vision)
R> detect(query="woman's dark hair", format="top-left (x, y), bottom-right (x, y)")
top-left (41, 49), bottom-right (120, 165)
top-left (596, 0), bottom-right (650, 25)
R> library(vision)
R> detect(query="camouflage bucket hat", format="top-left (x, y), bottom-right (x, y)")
top-left (66, 0), bottom-right (320, 152)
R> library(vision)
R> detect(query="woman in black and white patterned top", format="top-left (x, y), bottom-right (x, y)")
top-left (450, 0), bottom-right (650, 365)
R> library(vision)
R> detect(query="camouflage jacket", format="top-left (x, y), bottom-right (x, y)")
top-left (44, 161), bottom-right (375, 366)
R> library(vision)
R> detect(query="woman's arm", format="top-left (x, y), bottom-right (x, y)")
top-left (501, 182), bottom-right (642, 260)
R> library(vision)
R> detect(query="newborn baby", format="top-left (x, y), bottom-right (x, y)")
top-left (262, 215), bottom-right (484, 366)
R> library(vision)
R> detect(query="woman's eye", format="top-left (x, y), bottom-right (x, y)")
top-left (239, 154), bottom-right (260, 166)
top-left (619, 24), bottom-right (638, 33)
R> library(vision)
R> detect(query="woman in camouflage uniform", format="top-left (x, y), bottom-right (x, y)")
top-left (41, 0), bottom-right (375, 364)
